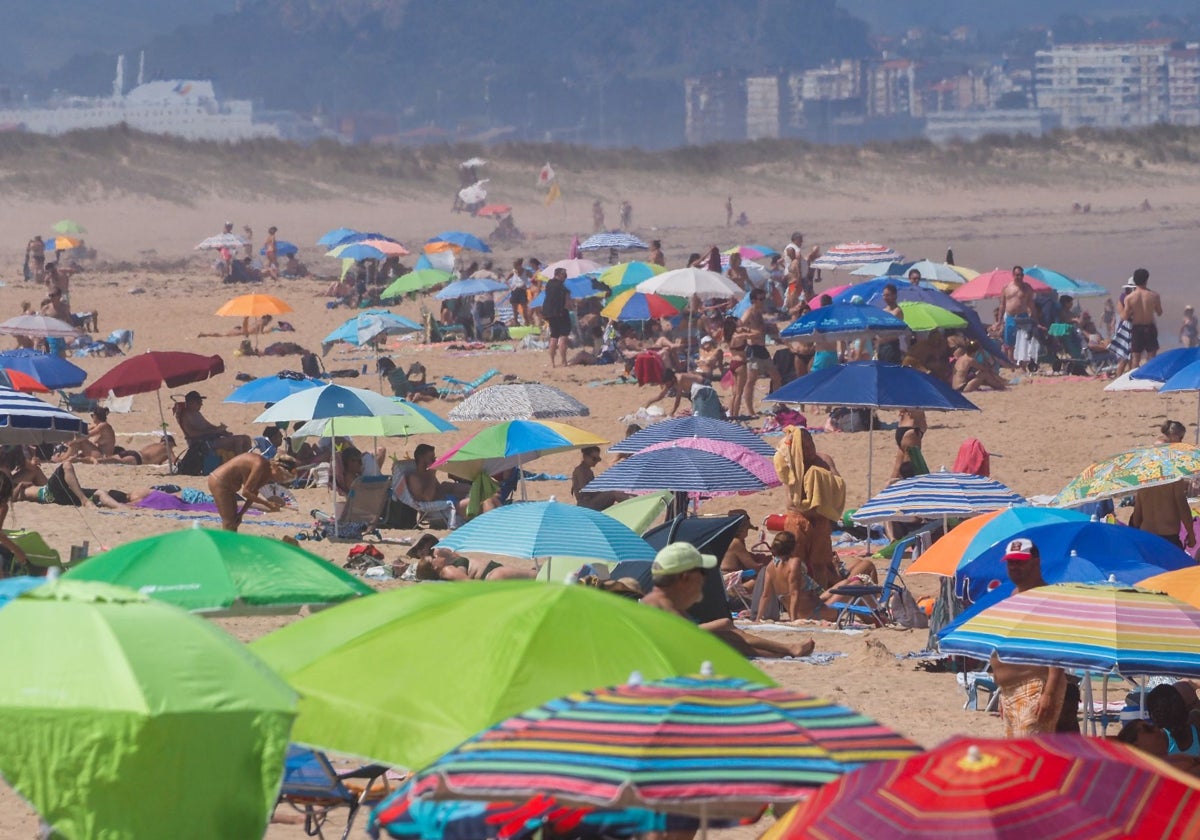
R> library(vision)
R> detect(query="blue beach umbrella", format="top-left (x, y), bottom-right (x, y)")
top-left (829, 277), bottom-right (938, 304)
top-left (225, 373), bottom-right (325, 405)
top-left (956, 520), bottom-right (1197, 604)
top-left (851, 471), bottom-right (1026, 524)
top-left (766, 362), bottom-right (978, 498)
top-left (1024, 266), bottom-right (1108, 298)
top-left (577, 232), bottom-right (650, 251)
top-left (1153, 360), bottom-right (1200, 444)
top-left (322, 311), bottom-right (422, 348)
top-left (255, 383), bottom-right (413, 424)
top-left (781, 302), bottom-right (908, 340)
top-left (327, 243), bottom-right (386, 261)
top-left (0, 387), bottom-right (88, 444)
top-left (330, 232), bottom-right (402, 248)
top-left (260, 241), bottom-right (299, 257)
top-left (0, 349), bottom-right (86, 389)
top-left (1131, 347), bottom-right (1200, 384)
top-left (437, 500), bottom-right (655, 564)
top-left (317, 227), bottom-right (358, 247)
top-left (529, 276), bottom-right (605, 307)
top-left (428, 231), bottom-right (491, 253)
top-left (608, 416), bottom-right (775, 457)
top-left (583, 446), bottom-right (768, 495)
top-left (435, 278), bottom-right (508, 300)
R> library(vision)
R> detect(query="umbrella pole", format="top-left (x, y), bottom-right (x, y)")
top-left (330, 418), bottom-right (338, 539)
top-left (1195, 393), bottom-right (1199, 445)
top-left (156, 391), bottom-right (176, 475)
top-left (1084, 672), bottom-right (1095, 736)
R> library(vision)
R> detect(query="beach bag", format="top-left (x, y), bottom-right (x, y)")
top-left (888, 587), bottom-right (928, 629)
top-left (690, 384), bottom-right (724, 420)
top-left (301, 351), bottom-right (323, 378)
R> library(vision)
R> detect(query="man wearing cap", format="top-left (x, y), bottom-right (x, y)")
top-left (172, 390), bottom-right (252, 456)
top-left (992, 538), bottom-right (1066, 737)
top-left (642, 542), bottom-right (815, 659)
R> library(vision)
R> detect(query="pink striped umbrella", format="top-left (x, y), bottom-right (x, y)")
top-left (640, 438), bottom-right (779, 495)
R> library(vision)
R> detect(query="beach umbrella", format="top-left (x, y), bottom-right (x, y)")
top-left (1154, 361), bottom-right (1200, 445)
top-left (600, 289), bottom-right (680, 322)
top-left (529, 275), bottom-right (607, 308)
top-left (828, 277), bottom-right (936, 305)
top-left (0, 369), bottom-right (47, 393)
top-left (718, 253), bottom-right (768, 284)
top-left (1139, 566), bottom-right (1200, 608)
top-left (850, 470), bottom-right (1026, 524)
top-left (63, 528), bottom-right (373, 616)
top-left (583, 445), bottom-right (769, 496)
top-left (322, 310), bottom-right (422, 350)
top-left (327, 242), bottom-right (387, 261)
top-left (601, 490), bottom-right (674, 535)
top-left (0, 387), bottom-right (87, 444)
top-left (194, 232), bottom-right (246, 250)
top-left (45, 235), bottom-right (81, 251)
top-left (609, 416), bottom-right (776, 457)
top-left (357, 239), bottom-right (410, 257)
top-left (0, 314), bottom-right (81, 340)
top-left (51, 219), bottom-right (86, 235)
top-left (332, 232), bottom-right (404, 247)
top-left (766, 362), bottom-right (979, 498)
top-left (1104, 370), bottom-right (1161, 392)
top-left (380, 269), bottom-right (454, 299)
top-left (1050, 443), bottom-right (1200, 507)
top-left (954, 520), bottom-right (1195, 604)
top-left (0, 349), bottom-right (85, 389)
top-left (599, 261), bottom-right (666, 287)
top-left (428, 231), bottom-right (491, 252)
top-left (724, 244), bottom-right (778, 260)
top-left (639, 438), bottom-right (780, 492)
top-left (577, 232), bottom-right (649, 251)
top-left (250, 581), bottom-right (769, 769)
top-left (433, 419), bottom-right (606, 479)
top-left (766, 734), bottom-right (1200, 840)
top-left (290, 401), bottom-right (456, 440)
top-left (225, 372), bottom-right (325, 404)
top-left (406, 673), bottom-right (920, 819)
top-left (539, 258), bottom-right (602, 278)
top-left (437, 500), bottom-right (655, 564)
top-left (906, 507), bottom-right (1090, 576)
top-left (1024, 265), bottom-right (1108, 298)
top-left (214, 292), bottom-right (293, 318)
top-left (449, 383), bottom-right (589, 422)
top-left (316, 227), bottom-right (358, 247)
top-left (0, 576), bottom-right (43, 607)
top-left (636, 267), bottom-right (741, 299)
top-left (951, 269), bottom-right (1051, 301)
top-left (435, 278), bottom-right (508, 300)
top-left (896, 301), bottom-right (967, 332)
top-left (476, 204), bottom-right (511, 217)
top-left (938, 582), bottom-right (1200, 677)
top-left (259, 240), bottom-right (299, 257)
top-left (1130, 347), bottom-right (1200, 384)
top-left (851, 259), bottom-right (971, 284)
top-left (0, 580), bottom-right (296, 840)
top-left (811, 242), bottom-right (902, 270)
top-left (780, 302), bottom-right (908, 340)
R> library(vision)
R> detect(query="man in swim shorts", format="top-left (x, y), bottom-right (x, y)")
top-left (1122, 267), bottom-right (1162, 368)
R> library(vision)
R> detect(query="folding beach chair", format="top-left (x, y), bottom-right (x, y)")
top-left (312, 475), bottom-right (390, 540)
top-left (828, 533), bottom-right (920, 629)
top-left (56, 389), bottom-right (98, 413)
top-left (274, 746), bottom-right (392, 840)
top-left (390, 460), bottom-right (456, 530)
top-left (437, 367), bottom-right (500, 399)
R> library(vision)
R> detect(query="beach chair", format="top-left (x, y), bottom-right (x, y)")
top-left (828, 533), bottom-right (919, 629)
top-left (390, 460), bottom-right (456, 529)
top-left (56, 389), bottom-right (98, 413)
top-left (274, 745), bottom-right (391, 840)
top-left (312, 475), bottom-right (390, 540)
top-left (437, 367), bottom-right (500, 399)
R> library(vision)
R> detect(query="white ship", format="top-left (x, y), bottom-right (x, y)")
top-left (0, 54), bottom-right (280, 142)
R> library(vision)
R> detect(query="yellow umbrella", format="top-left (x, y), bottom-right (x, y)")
top-left (215, 294), bottom-right (293, 318)
top-left (1138, 566), bottom-right (1200, 608)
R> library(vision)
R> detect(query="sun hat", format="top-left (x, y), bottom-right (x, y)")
top-left (184, 390), bottom-right (205, 402)
top-left (652, 542), bottom-right (717, 576)
top-left (1002, 538), bottom-right (1038, 562)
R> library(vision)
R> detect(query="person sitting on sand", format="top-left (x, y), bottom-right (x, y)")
top-left (641, 542), bottom-right (815, 659)
top-left (206, 452), bottom-right (296, 531)
top-left (172, 390), bottom-right (252, 456)
top-left (754, 531), bottom-right (878, 624)
top-left (570, 446), bottom-right (630, 511)
top-left (414, 547), bottom-right (533, 581)
top-left (644, 369), bottom-right (724, 419)
top-left (951, 344), bottom-right (1008, 393)
top-left (1117, 719), bottom-right (1200, 777)
top-left (720, 510), bottom-right (769, 575)
top-left (55, 407), bottom-right (117, 462)
top-left (1147, 684), bottom-right (1200, 771)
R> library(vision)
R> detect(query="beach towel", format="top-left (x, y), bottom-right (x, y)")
top-left (467, 473), bottom-right (499, 520)
top-left (953, 438), bottom-right (990, 477)
top-left (801, 466), bottom-right (845, 522)
top-left (633, 351), bottom-right (663, 386)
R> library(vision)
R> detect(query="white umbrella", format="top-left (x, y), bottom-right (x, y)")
top-left (195, 233), bottom-right (247, 251)
top-left (1104, 370), bottom-right (1159, 392)
top-left (0, 315), bottom-right (81, 340)
top-left (637, 268), bottom-right (742, 361)
top-left (448, 384), bottom-right (589, 422)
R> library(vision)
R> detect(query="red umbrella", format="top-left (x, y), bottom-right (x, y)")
top-left (477, 204), bottom-right (512, 217)
top-left (0, 369), bottom-right (48, 393)
top-left (85, 352), bottom-right (225, 472)
top-left (951, 269), bottom-right (1051, 301)
top-left (765, 734), bottom-right (1200, 840)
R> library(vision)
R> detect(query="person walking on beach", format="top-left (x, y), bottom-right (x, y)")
top-left (619, 200), bottom-right (632, 229)
top-left (1101, 298), bottom-right (1116, 340)
top-left (25, 235), bottom-right (45, 283)
top-left (1000, 266), bottom-right (1036, 358)
top-left (263, 226), bottom-right (279, 278)
top-left (1121, 268), bottom-right (1162, 368)
top-left (1181, 305), bottom-right (1198, 348)
top-left (992, 538), bottom-right (1066, 737)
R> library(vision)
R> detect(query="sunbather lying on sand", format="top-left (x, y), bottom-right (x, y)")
top-left (414, 548), bottom-right (533, 581)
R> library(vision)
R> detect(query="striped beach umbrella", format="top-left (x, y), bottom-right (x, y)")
top-left (407, 674), bottom-right (921, 818)
top-left (600, 290), bottom-right (680, 322)
top-left (583, 445), bottom-right (768, 495)
top-left (766, 734), bottom-right (1200, 840)
top-left (851, 471), bottom-right (1025, 524)
top-left (781, 303), bottom-right (908, 340)
top-left (938, 582), bottom-right (1200, 677)
top-left (811, 242), bottom-right (902, 270)
top-left (433, 420), bottom-right (606, 478)
top-left (436, 501), bottom-right (655, 564)
top-left (609, 416), bottom-right (775, 457)
top-left (194, 233), bottom-right (246, 251)
top-left (0, 387), bottom-right (87, 444)
top-left (600, 261), bottom-right (666, 287)
top-left (638, 438), bottom-right (779, 493)
top-left (577, 232), bottom-right (649, 251)
top-left (724, 244), bottom-right (778, 260)
top-left (448, 384), bottom-right (589, 422)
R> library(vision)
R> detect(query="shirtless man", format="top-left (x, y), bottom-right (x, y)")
top-left (57, 407), bottom-right (116, 462)
top-left (405, 443), bottom-right (474, 522)
top-left (1121, 268), bottom-right (1163, 368)
top-left (570, 446), bottom-right (629, 511)
top-left (25, 236), bottom-right (45, 283)
top-left (172, 390), bottom-right (252, 455)
top-left (1000, 266), bottom-right (1036, 357)
top-left (41, 289), bottom-right (72, 325)
top-left (206, 452), bottom-right (296, 531)
top-left (877, 283), bottom-right (905, 363)
top-left (641, 542), bottom-right (815, 659)
top-left (992, 539), bottom-right (1066, 737)
top-left (740, 290), bottom-right (781, 416)
top-left (44, 262), bottom-right (69, 300)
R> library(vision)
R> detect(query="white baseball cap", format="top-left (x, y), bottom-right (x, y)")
top-left (652, 543), bottom-right (717, 575)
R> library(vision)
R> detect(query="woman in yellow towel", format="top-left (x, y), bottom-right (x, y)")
top-left (773, 426), bottom-right (844, 593)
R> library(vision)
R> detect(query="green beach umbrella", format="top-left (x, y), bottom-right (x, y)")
top-left (63, 527), bottom-right (374, 616)
top-left (896, 301), bottom-right (968, 332)
top-left (51, 219), bottom-right (86, 235)
top-left (290, 401), bottom-right (456, 439)
top-left (381, 268), bottom-right (454, 299)
top-left (602, 490), bottom-right (673, 535)
top-left (0, 579), bottom-right (296, 840)
top-left (251, 580), bottom-right (769, 770)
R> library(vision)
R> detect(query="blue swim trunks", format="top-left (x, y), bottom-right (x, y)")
top-left (180, 487), bottom-right (215, 506)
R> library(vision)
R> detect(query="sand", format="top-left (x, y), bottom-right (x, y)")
top-left (0, 157), bottom-right (1197, 837)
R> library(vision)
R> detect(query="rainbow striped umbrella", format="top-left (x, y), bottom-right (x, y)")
top-left (599, 261), bottom-right (666, 287)
top-left (407, 674), bottom-right (921, 818)
top-left (599, 289), bottom-right (680, 322)
top-left (938, 582), bottom-right (1200, 677)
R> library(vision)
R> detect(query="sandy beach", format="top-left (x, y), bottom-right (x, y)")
top-left (0, 138), bottom-right (1198, 837)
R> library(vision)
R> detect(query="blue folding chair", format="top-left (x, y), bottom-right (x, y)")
top-left (274, 745), bottom-right (392, 840)
top-left (829, 533), bottom-right (920, 629)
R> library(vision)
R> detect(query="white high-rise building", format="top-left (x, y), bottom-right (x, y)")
top-left (1034, 42), bottom-right (1169, 129)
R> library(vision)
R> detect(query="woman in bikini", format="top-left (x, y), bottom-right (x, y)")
top-left (415, 548), bottom-right (533, 581)
top-left (724, 316), bottom-right (749, 420)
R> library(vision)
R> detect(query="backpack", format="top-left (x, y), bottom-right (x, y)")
top-left (301, 352), bottom-right (323, 378)
top-left (888, 586), bottom-right (929, 629)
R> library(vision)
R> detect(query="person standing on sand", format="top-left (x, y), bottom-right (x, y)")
top-left (263, 226), bottom-right (279, 278)
top-left (725, 196), bottom-right (733, 227)
top-left (592, 200), bottom-right (605, 232)
top-left (1121, 268), bottom-right (1162, 368)
top-left (1181, 305), bottom-right (1198, 348)
top-left (1000, 265), bottom-right (1036, 358)
top-left (25, 236), bottom-right (45, 284)
top-left (641, 542), bottom-right (815, 659)
top-left (1101, 297), bottom-right (1117, 340)
top-left (992, 538), bottom-right (1066, 737)
top-left (648, 239), bottom-right (665, 267)
top-left (207, 452), bottom-right (295, 531)
top-left (542, 267), bottom-right (571, 368)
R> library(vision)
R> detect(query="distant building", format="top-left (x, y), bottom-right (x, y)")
top-left (925, 109), bottom-right (1061, 144)
top-left (1168, 44), bottom-right (1200, 127)
top-left (867, 60), bottom-right (920, 118)
top-left (683, 76), bottom-right (746, 145)
top-left (745, 76), bottom-right (782, 140)
top-left (1034, 42), bottom-right (1169, 129)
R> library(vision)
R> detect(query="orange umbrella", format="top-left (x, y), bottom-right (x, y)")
top-left (906, 507), bottom-right (1092, 576)
top-left (214, 294), bottom-right (293, 318)
top-left (1139, 566), bottom-right (1200, 609)
top-left (904, 511), bottom-right (1002, 576)
top-left (0, 369), bottom-right (48, 393)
